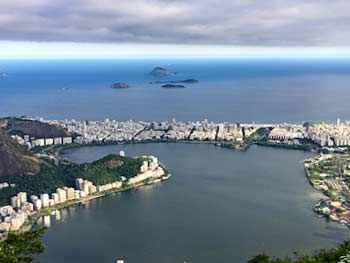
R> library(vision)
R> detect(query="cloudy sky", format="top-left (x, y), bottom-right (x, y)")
top-left (1, 0), bottom-right (350, 57)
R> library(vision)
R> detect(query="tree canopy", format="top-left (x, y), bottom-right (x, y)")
top-left (0, 228), bottom-right (46, 263)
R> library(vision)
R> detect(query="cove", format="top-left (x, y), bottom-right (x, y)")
top-left (37, 143), bottom-right (350, 263)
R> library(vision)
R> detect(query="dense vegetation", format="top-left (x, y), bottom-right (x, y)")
top-left (305, 155), bottom-right (350, 202)
top-left (248, 241), bottom-right (350, 263)
top-left (0, 228), bottom-right (46, 263)
top-left (245, 127), bottom-right (272, 145)
top-left (0, 154), bottom-right (144, 205)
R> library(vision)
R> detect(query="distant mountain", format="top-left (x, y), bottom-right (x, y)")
top-left (0, 117), bottom-right (71, 139)
top-left (0, 132), bottom-right (40, 177)
top-left (150, 67), bottom-right (175, 77)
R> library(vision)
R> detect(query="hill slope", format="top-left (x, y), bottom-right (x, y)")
top-left (0, 154), bottom-right (144, 205)
top-left (0, 132), bottom-right (40, 177)
top-left (0, 117), bottom-right (71, 138)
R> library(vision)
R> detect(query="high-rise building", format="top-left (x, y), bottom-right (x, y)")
top-left (10, 196), bottom-right (20, 208)
top-left (17, 192), bottom-right (27, 205)
top-left (40, 194), bottom-right (50, 207)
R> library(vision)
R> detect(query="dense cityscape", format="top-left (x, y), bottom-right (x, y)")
top-left (43, 117), bottom-right (350, 149)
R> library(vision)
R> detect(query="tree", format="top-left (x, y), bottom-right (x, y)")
top-left (248, 240), bottom-right (350, 263)
top-left (248, 253), bottom-right (270, 263)
top-left (0, 228), bottom-right (46, 263)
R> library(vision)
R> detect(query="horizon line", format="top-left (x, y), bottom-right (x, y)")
top-left (2, 41), bottom-right (350, 59)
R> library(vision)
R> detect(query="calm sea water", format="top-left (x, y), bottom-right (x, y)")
top-left (1, 58), bottom-right (350, 123)
top-left (36, 143), bottom-right (349, 263)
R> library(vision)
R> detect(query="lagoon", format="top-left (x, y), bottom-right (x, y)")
top-left (37, 143), bottom-right (349, 263)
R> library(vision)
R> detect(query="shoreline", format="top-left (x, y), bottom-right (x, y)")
top-left (43, 137), bottom-right (314, 158)
top-left (19, 171), bottom-right (172, 233)
top-left (304, 155), bottom-right (350, 228)
top-left (54, 140), bottom-right (350, 229)
top-left (8, 135), bottom-right (349, 234)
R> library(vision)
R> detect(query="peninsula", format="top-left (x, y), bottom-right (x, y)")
top-left (0, 148), bottom-right (170, 234)
top-left (0, 117), bottom-right (170, 235)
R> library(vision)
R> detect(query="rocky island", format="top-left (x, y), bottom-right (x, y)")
top-left (150, 78), bottom-right (198, 84)
top-left (161, 84), bottom-right (186, 89)
top-left (111, 83), bottom-right (130, 89)
top-left (150, 67), bottom-right (175, 77)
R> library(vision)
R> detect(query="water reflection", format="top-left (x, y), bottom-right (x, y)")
top-left (43, 215), bottom-right (51, 228)
top-left (54, 210), bottom-right (61, 221)
top-left (37, 207), bottom-right (78, 228)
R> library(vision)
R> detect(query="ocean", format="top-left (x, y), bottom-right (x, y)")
top-left (1, 58), bottom-right (350, 123)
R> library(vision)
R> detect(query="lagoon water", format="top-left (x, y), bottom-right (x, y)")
top-left (36, 143), bottom-right (349, 263)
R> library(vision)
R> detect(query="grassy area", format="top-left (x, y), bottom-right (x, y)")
top-left (305, 154), bottom-right (350, 201)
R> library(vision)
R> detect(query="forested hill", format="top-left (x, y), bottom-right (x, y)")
top-left (0, 154), bottom-right (144, 205)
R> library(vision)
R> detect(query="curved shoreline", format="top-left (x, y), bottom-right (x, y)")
top-left (12, 138), bottom-right (347, 234)
top-left (53, 140), bottom-right (350, 229)
top-left (21, 171), bottom-right (172, 233)
top-left (16, 157), bottom-right (172, 233)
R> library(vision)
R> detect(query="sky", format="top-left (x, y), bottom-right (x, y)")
top-left (1, 0), bottom-right (350, 58)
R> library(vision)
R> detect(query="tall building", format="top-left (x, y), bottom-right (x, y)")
top-left (17, 192), bottom-right (27, 205)
top-left (10, 196), bottom-right (20, 208)
top-left (40, 194), bottom-right (50, 207)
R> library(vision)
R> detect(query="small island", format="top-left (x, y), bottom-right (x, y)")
top-left (111, 83), bottom-right (130, 89)
top-left (150, 79), bottom-right (198, 84)
top-left (150, 67), bottom-right (175, 77)
top-left (161, 84), bottom-right (186, 89)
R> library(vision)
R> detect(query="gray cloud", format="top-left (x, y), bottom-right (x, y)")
top-left (1, 0), bottom-right (350, 45)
